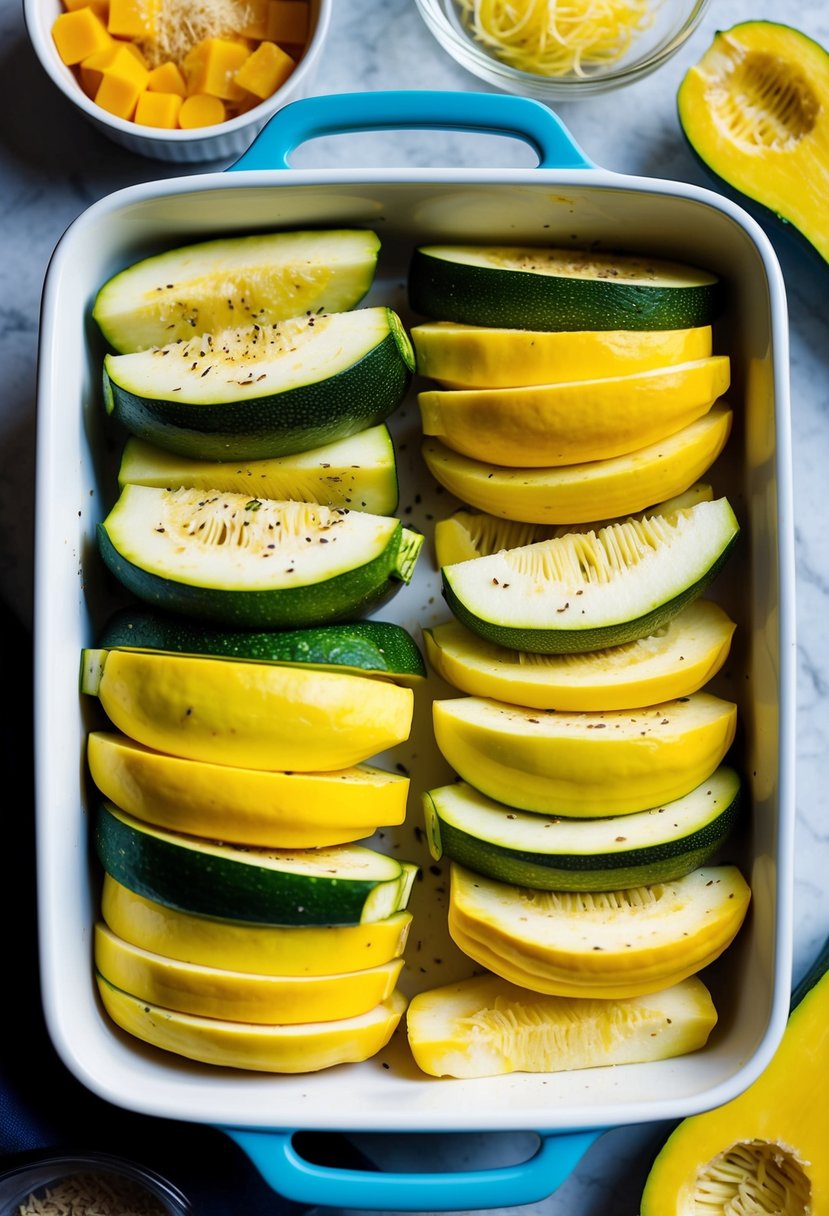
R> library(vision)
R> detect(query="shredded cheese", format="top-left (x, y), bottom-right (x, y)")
top-left (138, 0), bottom-right (254, 68)
top-left (456, 0), bottom-right (658, 78)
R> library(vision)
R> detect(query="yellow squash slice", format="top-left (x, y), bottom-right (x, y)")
top-left (448, 863), bottom-right (751, 999)
top-left (87, 731), bottom-right (409, 847)
top-left (94, 923), bottom-right (403, 1025)
top-left (102, 876), bottom-right (412, 977)
top-left (423, 602), bottom-right (735, 712)
top-left (432, 692), bottom-right (737, 816)
top-left (418, 357), bottom-right (730, 467)
top-left (81, 648), bottom-right (414, 771)
top-left (407, 972), bottom-right (717, 1078)
top-left (411, 321), bottom-right (713, 388)
top-left (422, 405), bottom-right (732, 526)
top-left (97, 976), bottom-right (407, 1072)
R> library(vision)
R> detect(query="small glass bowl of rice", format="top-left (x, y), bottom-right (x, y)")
top-left (0, 1152), bottom-right (191, 1216)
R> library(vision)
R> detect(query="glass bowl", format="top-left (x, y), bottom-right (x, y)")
top-left (0, 1152), bottom-right (192, 1216)
top-left (414, 0), bottom-right (712, 99)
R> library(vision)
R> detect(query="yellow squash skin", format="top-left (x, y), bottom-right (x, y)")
top-left (423, 603), bottom-right (736, 712)
top-left (679, 21), bottom-right (829, 265)
top-left (448, 864), bottom-right (751, 999)
top-left (85, 649), bottom-right (414, 771)
top-left (418, 357), bottom-right (730, 468)
top-left (432, 693), bottom-right (738, 816)
top-left (94, 922), bottom-right (403, 1025)
top-left (87, 731), bottom-right (409, 847)
top-left (102, 876), bottom-right (412, 977)
top-left (411, 322), bottom-right (713, 388)
top-left (422, 405), bottom-right (732, 525)
top-left (640, 946), bottom-right (829, 1214)
top-left (407, 973), bottom-right (717, 1078)
top-left (97, 976), bottom-right (407, 1072)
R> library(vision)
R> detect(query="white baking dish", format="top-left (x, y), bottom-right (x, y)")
top-left (33, 91), bottom-right (796, 1210)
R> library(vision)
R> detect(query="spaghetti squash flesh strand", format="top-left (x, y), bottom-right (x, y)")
top-left (458, 0), bottom-right (657, 77)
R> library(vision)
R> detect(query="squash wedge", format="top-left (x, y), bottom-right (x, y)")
top-left (641, 933), bottom-right (829, 1214)
top-left (678, 22), bottom-right (829, 266)
top-left (432, 692), bottom-right (737, 816)
top-left (102, 876), bottom-right (413, 977)
top-left (448, 863), bottom-right (751, 999)
top-left (95, 922), bottom-right (403, 1025)
top-left (407, 973), bottom-right (717, 1078)
top-left (97, 975), bottom-right (407, 1072)
top-left (422, 404), bottom-right (732, 526)
top-left (87, 732), bottom-right (409, 847)
top-left (418, 357), bottom-right (730, 468)
top-left (81, 648), bottom-right (413, 772)
top-left (423, 601), bottom-right (735, 712)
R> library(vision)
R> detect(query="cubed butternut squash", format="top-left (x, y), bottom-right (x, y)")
top-left (178, 93), bottom-right (226, 128)
top-left (234, 40), bottom-right (295, 99)
top-left (184, 37), bottom-right (250, 100)
top-left (52, 7), bottom-right (112, 65)
top-left (135, 90), bottom-right (183, 128)
top-left (107, 0), bottom-right (156, 39)
top-left (147, 60), bottom-right (187, 96)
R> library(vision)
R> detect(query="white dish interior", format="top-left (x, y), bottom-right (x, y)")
top-left (34, 165), bottom-right (794, 1135)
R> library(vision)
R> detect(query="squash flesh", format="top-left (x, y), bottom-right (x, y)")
top-left (640, 950), bottom-right (829, 1214)
top-left (678, 21), bottom-right (829, 264)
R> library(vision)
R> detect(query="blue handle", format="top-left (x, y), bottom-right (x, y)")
top-left (222, 1127), bottom-right (604, 1210)
top-left (228, 90), bottom-right (595, 171)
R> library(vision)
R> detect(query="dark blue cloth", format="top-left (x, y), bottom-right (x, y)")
top-left (0, 603), bottom-right (373, 1213)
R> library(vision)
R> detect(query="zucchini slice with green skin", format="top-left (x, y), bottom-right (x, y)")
top-left (98, 608), bottom-right (427, 685)
top-left (95, 802), bottom-right (418, 926)
top-left (422, 600), bottom-right (735, 712)
top-left (117, 424), bottom-right (400, 515)
top-left (93, 229), bottom-right (381, 353)
top-left (424, 769), bottom-right (742, 891)
top-left (97, 486), bottom-right (423, 628)
top-left (442, 497), bottom-right (739, 654)
top-left (97, 975), bottom-right (407, 1072)
top-left (409, 245), bottom-right (722, 332)
top-left (103, 307), bottom-right (414, 461)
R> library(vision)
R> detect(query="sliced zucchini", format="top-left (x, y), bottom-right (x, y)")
top-left (117, 424), bottom-right (400, 515)
top-left (95, 802), bottom-right (417, 926)
top-left (103, 307), bottom-right (414, 461)
top-left (419, 357), bottom-right (730, 468)
top-left (411, 321), bottom-right (713, 387)
top-left (97, 486), bottom-right (423, 628)
top-left (88, 732), bottom-right (409, 848)
top-left (94, 923), bottom-right (403, 1025)
top-left (81, 649), bottom-right (414, 772)
top-left (102, 876), bottom-right (413, 977)
top-left (97, 975), bottom-right (407, 1072)
top-left (406, 973), bottom-right (717, 1078)
top-left (424, 768), bottom-right (741, 891)
top-left (424, 404), bottom-right (732, 527)
top-left (448, 863), bottom-right (751, 998)
top-left (442, 497), bottom-right (739, 653)
top-left (408, 245), bottom-right (721, 331)
top-left (432, 480), bottom-right (718, 567)
top-left (93, 229), bottom-right (381, 353)
top-left (432, 693), bottom-right (737, 816)
top-left (423, 601), bottom-right (736, 712)
top-left (97, 608), bottom-right (426, 686)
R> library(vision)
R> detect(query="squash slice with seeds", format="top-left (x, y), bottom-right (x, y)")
top-left (103, 307), bottom-right (414, 460)
top-left (441, 496), bottom-right (739, 654)
top-left (407, 973), bottom-right (717, 1078)
top-left (448, 863), bottom-right (751, 998)
top-left (97, 485), bottom-right (423, 629)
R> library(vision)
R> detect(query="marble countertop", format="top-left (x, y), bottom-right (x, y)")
top-left (1, 0), bottom-right (828, 1212)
